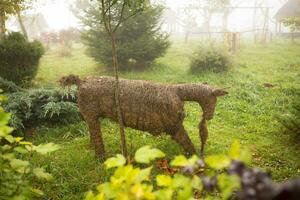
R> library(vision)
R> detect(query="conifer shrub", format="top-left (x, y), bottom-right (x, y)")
top-left (2, 88), bottom-right (80, 131)
top-left (0, 77), bottom-right (23, 93)
top-left (0, 32), bottom-right (45, 85)
top-left (81, 4), bottom-right (170, 71)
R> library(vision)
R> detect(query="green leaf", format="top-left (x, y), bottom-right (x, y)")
top-left (171, 174), bottom-right (191, 189)
top-left (205, 155), bottom-right (230, 170)
top-left (0, 126), bottom-right (14, 138)
top-left (2, 153), bottom-right (15, 160)
top-left (177, 187), bottom-right (193, 200)
top-left (134, 146), bottom-right (165, 164)
top-left (98, 183), bottom-right (116, 199)
top-left (191, 176), bottom-right (202, 190)
top-left (0, 94), bottom-right (8, 102)
top-left (229, 140), bottom-right (240, 160)
top-left (170, 155), bottom-right (188, 167)
top-left (240, 148), bottom-right (252, 165)
top-left (218, 174), bottom-right (240, 199)
top-left (135, 167), bottom-right (152, 182)
top-left (170, 155), bottom-right (199, 167)
top-left (4, 134), bottom-right (15, 143)
top-left (104, 154), bottom-right (126, 169)
top-left (14, 146), bottom-right (28, 154)
top-left (0, 111), bottom-right (10, 126)
top-left (85, 191), bottom-right (95, 200)
top-left (10, 158), bottom-right (29, 169)
top-left (30, 187), bottom-right (44, 196)
top-left (33, 168), bottom-right (53, 181)
top-left (33, 143), bottom-right (60, 155)
top-left (156, 175), bottom-right (172, 187)
top-left (155, 189), bottom-right (173, 200)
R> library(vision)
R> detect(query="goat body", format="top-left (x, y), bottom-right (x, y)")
top-left (60, 75), bottom-right (228, 158)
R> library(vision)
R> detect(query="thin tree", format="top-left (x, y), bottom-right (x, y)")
top-left (0, 0), bottom-right (35, 39)
top-left (0, 0), bottom-right (24, 38)
top-left (97, 0), bottom-right (146, 158)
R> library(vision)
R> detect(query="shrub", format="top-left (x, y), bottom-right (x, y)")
top-left (58, 28), bottom-right (81, 48)
top-left (190, 43), bottom-right (231, 73)
top-left (57, 45), bottom-right (72, 57)
top-left (0, 76), bottom-right (23, 93)
top-left (2, 87), bottom-right (80, 131)
top-left (0, 93), bottom-right (59, 199)
top-left (81, 4), bottom-right (170, 71)
top-left (86, 142), bottom-right (300, 200)
top-left (0, 32), bottom-right (45, 85)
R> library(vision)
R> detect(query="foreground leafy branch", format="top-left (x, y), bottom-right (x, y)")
top-left (0, 90), bottom-right (60, 199)
top-left (85, 141), bottom-right (300, 200)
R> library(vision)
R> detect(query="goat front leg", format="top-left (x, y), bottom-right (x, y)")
top-left (199, 118), bottom-right (208, 157)
top-left (85, 116), bottom-right (105, 159)
top-left (171, 125), bottom-right (196, 155)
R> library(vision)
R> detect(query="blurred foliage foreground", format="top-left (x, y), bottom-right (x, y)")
top-left (86, 142), bottom-right (300, 200)
top-left (0, 91), bottom-right (59, 199)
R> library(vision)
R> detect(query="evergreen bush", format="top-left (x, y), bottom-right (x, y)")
top-left (81, 4), bottom-right (170, 71)
top-left (0, 32), bottom-right (45, 84)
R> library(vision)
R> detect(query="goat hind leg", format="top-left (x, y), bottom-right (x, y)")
top-left (171, 125), bottom-right (196, 155)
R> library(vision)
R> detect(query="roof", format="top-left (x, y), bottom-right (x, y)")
top-left (275, 0), bottom-right (300, 20)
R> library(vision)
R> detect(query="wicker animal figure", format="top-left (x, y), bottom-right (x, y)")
top-left (60, 75), bottom-right (228, 158)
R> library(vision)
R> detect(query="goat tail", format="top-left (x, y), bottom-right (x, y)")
top-left (59, 74), bottom-right (82, 87)
top-left (199, 117), bottom-right (208, 157)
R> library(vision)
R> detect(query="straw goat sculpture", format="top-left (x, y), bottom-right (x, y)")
top-left (60, 75), bottom-right (228, 158)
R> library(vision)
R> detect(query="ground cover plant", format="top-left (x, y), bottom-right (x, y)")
top-left (21, 37), bottom-right (300, 199)
top-left (1, 85), bottom-right (80, 132)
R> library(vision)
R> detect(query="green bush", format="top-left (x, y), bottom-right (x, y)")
top-left (190, 43), bottom-right (231, 73)
top-left (82, 4), bottom-right (170, 71)
top-left (0, 76), bottom-right (23, 93)
top-left (0, 93), bottom-right (59, 199)
top-left (0, 32), bottom-right (45, 85)
top-left (2, 87), bottom-right (80, 131)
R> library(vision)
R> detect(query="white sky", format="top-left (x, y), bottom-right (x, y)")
top-left (16, 0), bottom-right (287, 31)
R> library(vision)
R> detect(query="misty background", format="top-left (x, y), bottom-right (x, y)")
top-left (6, 0), bottom-right (289, 36)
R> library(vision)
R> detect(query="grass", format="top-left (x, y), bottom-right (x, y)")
top-left (30, 38), bottom-right (300, 199)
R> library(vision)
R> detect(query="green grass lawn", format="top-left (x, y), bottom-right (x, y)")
top-left (30, 38), bottom-right (300, 199)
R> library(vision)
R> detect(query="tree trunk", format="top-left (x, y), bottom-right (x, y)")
top-left (17, 11), bottom-right (28, 40)
top-left (110, 32), bottom-right (128, 158)
top-left (0, 11), bottom-right (6, 39)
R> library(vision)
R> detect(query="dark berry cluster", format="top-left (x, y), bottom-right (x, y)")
top-left (180, 159), bottom-right (300, 200)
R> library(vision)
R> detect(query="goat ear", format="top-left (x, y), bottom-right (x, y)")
top-left (212, 89), bottom-right (228, 97)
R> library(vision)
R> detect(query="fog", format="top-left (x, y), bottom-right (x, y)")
top-left (11, 0), bottom-right (286, 32)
